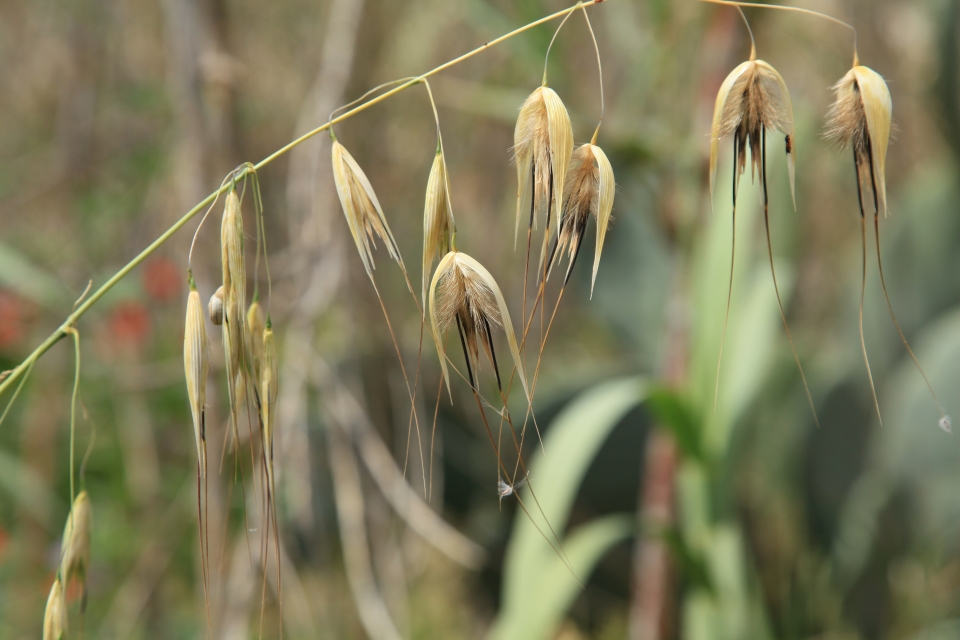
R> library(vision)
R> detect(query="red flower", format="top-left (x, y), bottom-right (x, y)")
top-left (142, 257), bottom-right (181, 302)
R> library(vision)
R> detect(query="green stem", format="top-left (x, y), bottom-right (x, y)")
top-left (0, 0), bottom-right (605, 400)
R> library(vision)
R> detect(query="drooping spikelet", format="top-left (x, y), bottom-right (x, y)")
top-left (422, 146), bottom-right (456, 310)
top-left (43, 578), bottom-right (67, 640)
top-left (331, 139), bottom-right (404, 281)
top-left (60, 491), bottom-right (93, 608)
top-left (710, 58), bottom-right (796, 207)
top-left (825, 65), bottom-right (892, 217)
top-left (546, 143), bottom-right (615, 296)
top-left (260, 319), bottom-right (278, 482)
top-left (208, 286), bottom-right (224, 326)
top-left (246, 298), bottom-right (265, 380)
top-left (428, 251), bottom-right (528, 400)
top-left (513, 86), bottom-right (574, 242)
top-left (221, 190), bottom-right (246, 386)
top-left (184, 273), bottom-right (209, 475)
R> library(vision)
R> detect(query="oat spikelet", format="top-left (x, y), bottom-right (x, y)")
top-left (184, 274), bottom-right (209, 475)
top-left (825, 65), bottom-right (892, 217)
top-left (261, 319), bottom-right (278, 481)
top-left (826, 64), bottom-right (949, 429)
top-left (60, 490), bottom-right (92, 608)
top-left (43, 578), bottom-right (67, 640)
top-left (246, 298), bottom-right (265, 380)
top-left (428, 251), bottom-right (528, 401)
top-left (710, 59), bottom-right (796, 208)
top-left (422, 147), bottom-right (456, 310)
top-left (514, 86), bottom-right (574, 243)
top-left (221, 190), bottom-right (246, 387)
top-left (331, 139), bottom-right (404, 281)
top-left (546, 143), bottom-right (615, 297)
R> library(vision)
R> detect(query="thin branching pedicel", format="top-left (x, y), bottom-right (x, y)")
top-left (826, 64), bottom-right (950, 431)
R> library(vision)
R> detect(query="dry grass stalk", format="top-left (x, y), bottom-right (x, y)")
top-left (429, 251), bottom-right (528, 401)
top-left (43, 578), bottom-right (67, 640)
top-left (60, 490), bottom-right (93, 610)
top-left (184, 273), bottom-right (209, 475)
top-left (514, 86), bottom-right (573, 241)
top-left (331, 138), bottom-right (404, 281)
top-left (422, 146), bottom-right (456, 310)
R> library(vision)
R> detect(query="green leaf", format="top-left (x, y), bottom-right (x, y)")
top-left (489, 515), bottom-right (634, 640)
top-left (646, 387), bottom-right (703, 461)
top-left (490, 377), bottom-right (645, 640)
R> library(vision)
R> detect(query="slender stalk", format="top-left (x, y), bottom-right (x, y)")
top-left (702, 0), bottom-right (858, 65)
top-left (0, 0), bottom-right (606, 401)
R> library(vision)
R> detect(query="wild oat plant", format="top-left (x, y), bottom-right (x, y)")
top-left (0, 1), bottom-right (951, 637)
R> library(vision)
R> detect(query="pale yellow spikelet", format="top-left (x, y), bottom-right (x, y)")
top-left (428, 251), bottom-right (528, 401)
top-left (184, 274), bottom-right (209, 475)
top-left (592, 145), bottom-right (615, 297)
top-left (221, 190), bottom-right (246, 385)
top-left (60, 491), bottom-right (92, 603)
top-left (260, 319), bottom-right (278, 477)
top-left (710, 59), bottom-right (796, 208)
top-left (513, 86), bottom-right (574, 243)
top-left (331, 139), bottom-right (404, 281)
top-left (422, 147), bottom-right (455, 310)
top-left (246, 298), bottom-right (265, 379)
top-left (208, 286), bottom-right (224, 326)
top-left (43, 578), bottom-right (67, 640)
top-left (825, 65), bottom-right (892, 216)
top-left (221, 190), bottom-right (246, 313)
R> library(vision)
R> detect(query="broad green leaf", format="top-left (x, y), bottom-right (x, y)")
top-left (502, 376), bottom-right (645, 604)
top-left (489, 515), bottom-right (634, 640)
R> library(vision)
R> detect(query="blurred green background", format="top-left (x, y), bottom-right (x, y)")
top-left (4, 0), bottom-right (960, 638)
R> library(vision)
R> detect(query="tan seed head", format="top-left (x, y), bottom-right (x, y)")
top-left (260, 319), bottom-right (278, 473)
top-left (184, 274), bottom-right (209, 474)
top-left (246, 299), bottom-right (265, 379)
top-left (825, 65), bottom-right (892, 216)
top-left (710, 58), bottom-right (796, 208)
top-left (429, 251), bottom-right (528, 400)
top-left (422, 147), bottom-right (456, 310)
top-left (547, 143), bottom-right (615, 297)
top-left (331, 139), bottom-right (404, 281)
top-left (514, 86), bottom-right (574, 243)
top-left (60, 490), bottom-right (92, 603)
top-left (43, 578), bottom-right (67, 640)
